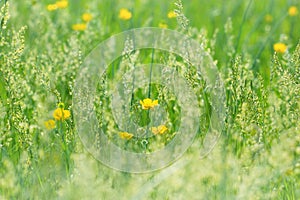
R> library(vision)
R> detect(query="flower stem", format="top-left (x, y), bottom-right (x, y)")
top-left (148, 48), bottom-right (155, 98)
top-left (145, 48), bottom-right (155, 138)
top-left (58, 120), bottom-right (70, 179)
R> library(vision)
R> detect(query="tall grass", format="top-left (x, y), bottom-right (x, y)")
top-left (0, 0), bottom-right (299, 199)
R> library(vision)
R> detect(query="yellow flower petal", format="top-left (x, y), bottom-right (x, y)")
top-left (158, 125), bottom-right (168, 134)
top-left (140, 98), bottom-right (159, 110)
top-left (44, 120), bottom-right (56, 130)
top-left (53, 108), bottom-right (71, 121)
top-left (63, 110), bottom-right (71, 119)
top-left (47, 4), bottom-right (58, 11)
top-left (167, 11), bottom-right (177, 18)
top-left (72, 23), bottom-right (87, 31)
top-left (288, 6), bottom-right (298, 16)
top-left (273, 43), bottom-right (287, 54)
top-left (119, 132), bottom-right (134, 140)
top-left (56, 0), bottom-right (68, 9)
top-left (119, 8), bottom-right (132, 20)
top-left (82, 13), bottom-right (93, 22)
top-left (151, 125), bottom-right (168, 135)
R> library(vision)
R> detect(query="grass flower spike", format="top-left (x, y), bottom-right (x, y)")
top-left (119, 132), bottom-right (134, 140)
top-left (44, 119), bottom-right (56, 130)
top-left (151, 125), bottom-right (168, 135)
top-left (288, 6), bottom-right (298, 16)
top-left (273, 43), bottom-right (287, 54)
top-left (119, 8), bottom-right (132, 20)
top-left (140, 98), bottom-right (159, 110)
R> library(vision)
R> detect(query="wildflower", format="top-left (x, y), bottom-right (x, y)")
top-left (47, 4), bottom-right (58, 11)
top-left (159, 22), bottom-right (168, 29)
top-left (167, 11), bottom-right (176, 18)
top-left (119, 132), bottom-right (134, 140)
top-left (119, 8), bottom-right (132, 20)
top-left (56, 0), bottom-right (68, 9)
top-left (264, 14), bottom-right (273, 23)
top-left (82, 13), bottom-right (93, 22)
top-left (44, 119), bottom-right (56, 130)
top-left (288, 6), bottom-right (298, 16)
top-left (53, 103), bottom-right (71, 121)
top-left (72, 23), bottom-right (87, 31)
top-left (140, 98), bottom-right (159, 110)
top-left (273, 42), bottom-right (287, 53)
top-left (151, 125), bottom-right (168, 135)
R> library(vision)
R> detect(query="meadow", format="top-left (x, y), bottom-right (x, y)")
top-left (0, 0), bottom-right (300, 199)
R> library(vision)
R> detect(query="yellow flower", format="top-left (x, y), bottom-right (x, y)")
top-left (151, 125), bottom-right (168, 135)
top-left (47, 4), bottom-right (58, 11)
top-left (82, 13), bottom-right (93, 22)
top-left (159, 22), bottom-right (168, 29)
top-left (119, 8), bottom-right (132, 20)
top-left (56, 0), bottom-right (68, 9)
top-left (273, 43), bottom-right (287, 54)
top-left (264, 14), bottom-right (273, 23)
top-left (72, 23), bottom-right (87, 31)
top-left (53, 108), bottom-right (71, 121)
top-left (288, 6), bottom-right (298, 16)
top-left (140, 98), bottom-right (159, 110)
top-left (119, 132), bottom-right (134, 140)
top-left (167, 11), bottom-right (177, 18)
top-left (44, 119), bottom-right (56, 130)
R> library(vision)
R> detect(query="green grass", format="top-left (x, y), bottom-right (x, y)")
top-left (0, 0), bottom-right (300, 199)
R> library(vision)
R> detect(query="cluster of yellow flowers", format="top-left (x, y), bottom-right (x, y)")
top-left (118, 9), bottom-right (176, 28)
top-left (72, 13), bottom-right (93, 31)
top-left (44, 103), bottom-right (71, 130)
top-left (118, 98), bottom-right (168, 140)
top-left (151, 125), bottom-right (168, 135)
top-left (119, 125), bottom-right (168, 140)
top-left (140, 98), bottom-right (158, 110)
top-left (47, 0), bottom-right (68, 12)
top-left (46, 0), bottom-right (92, 31)
top-left (271, 6), bottom-right (298, 54)
top-left (157, 11), bottom-right (177, 29)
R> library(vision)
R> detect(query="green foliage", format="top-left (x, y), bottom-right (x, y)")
top-left (0, 0), bottom-right (299, 199)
